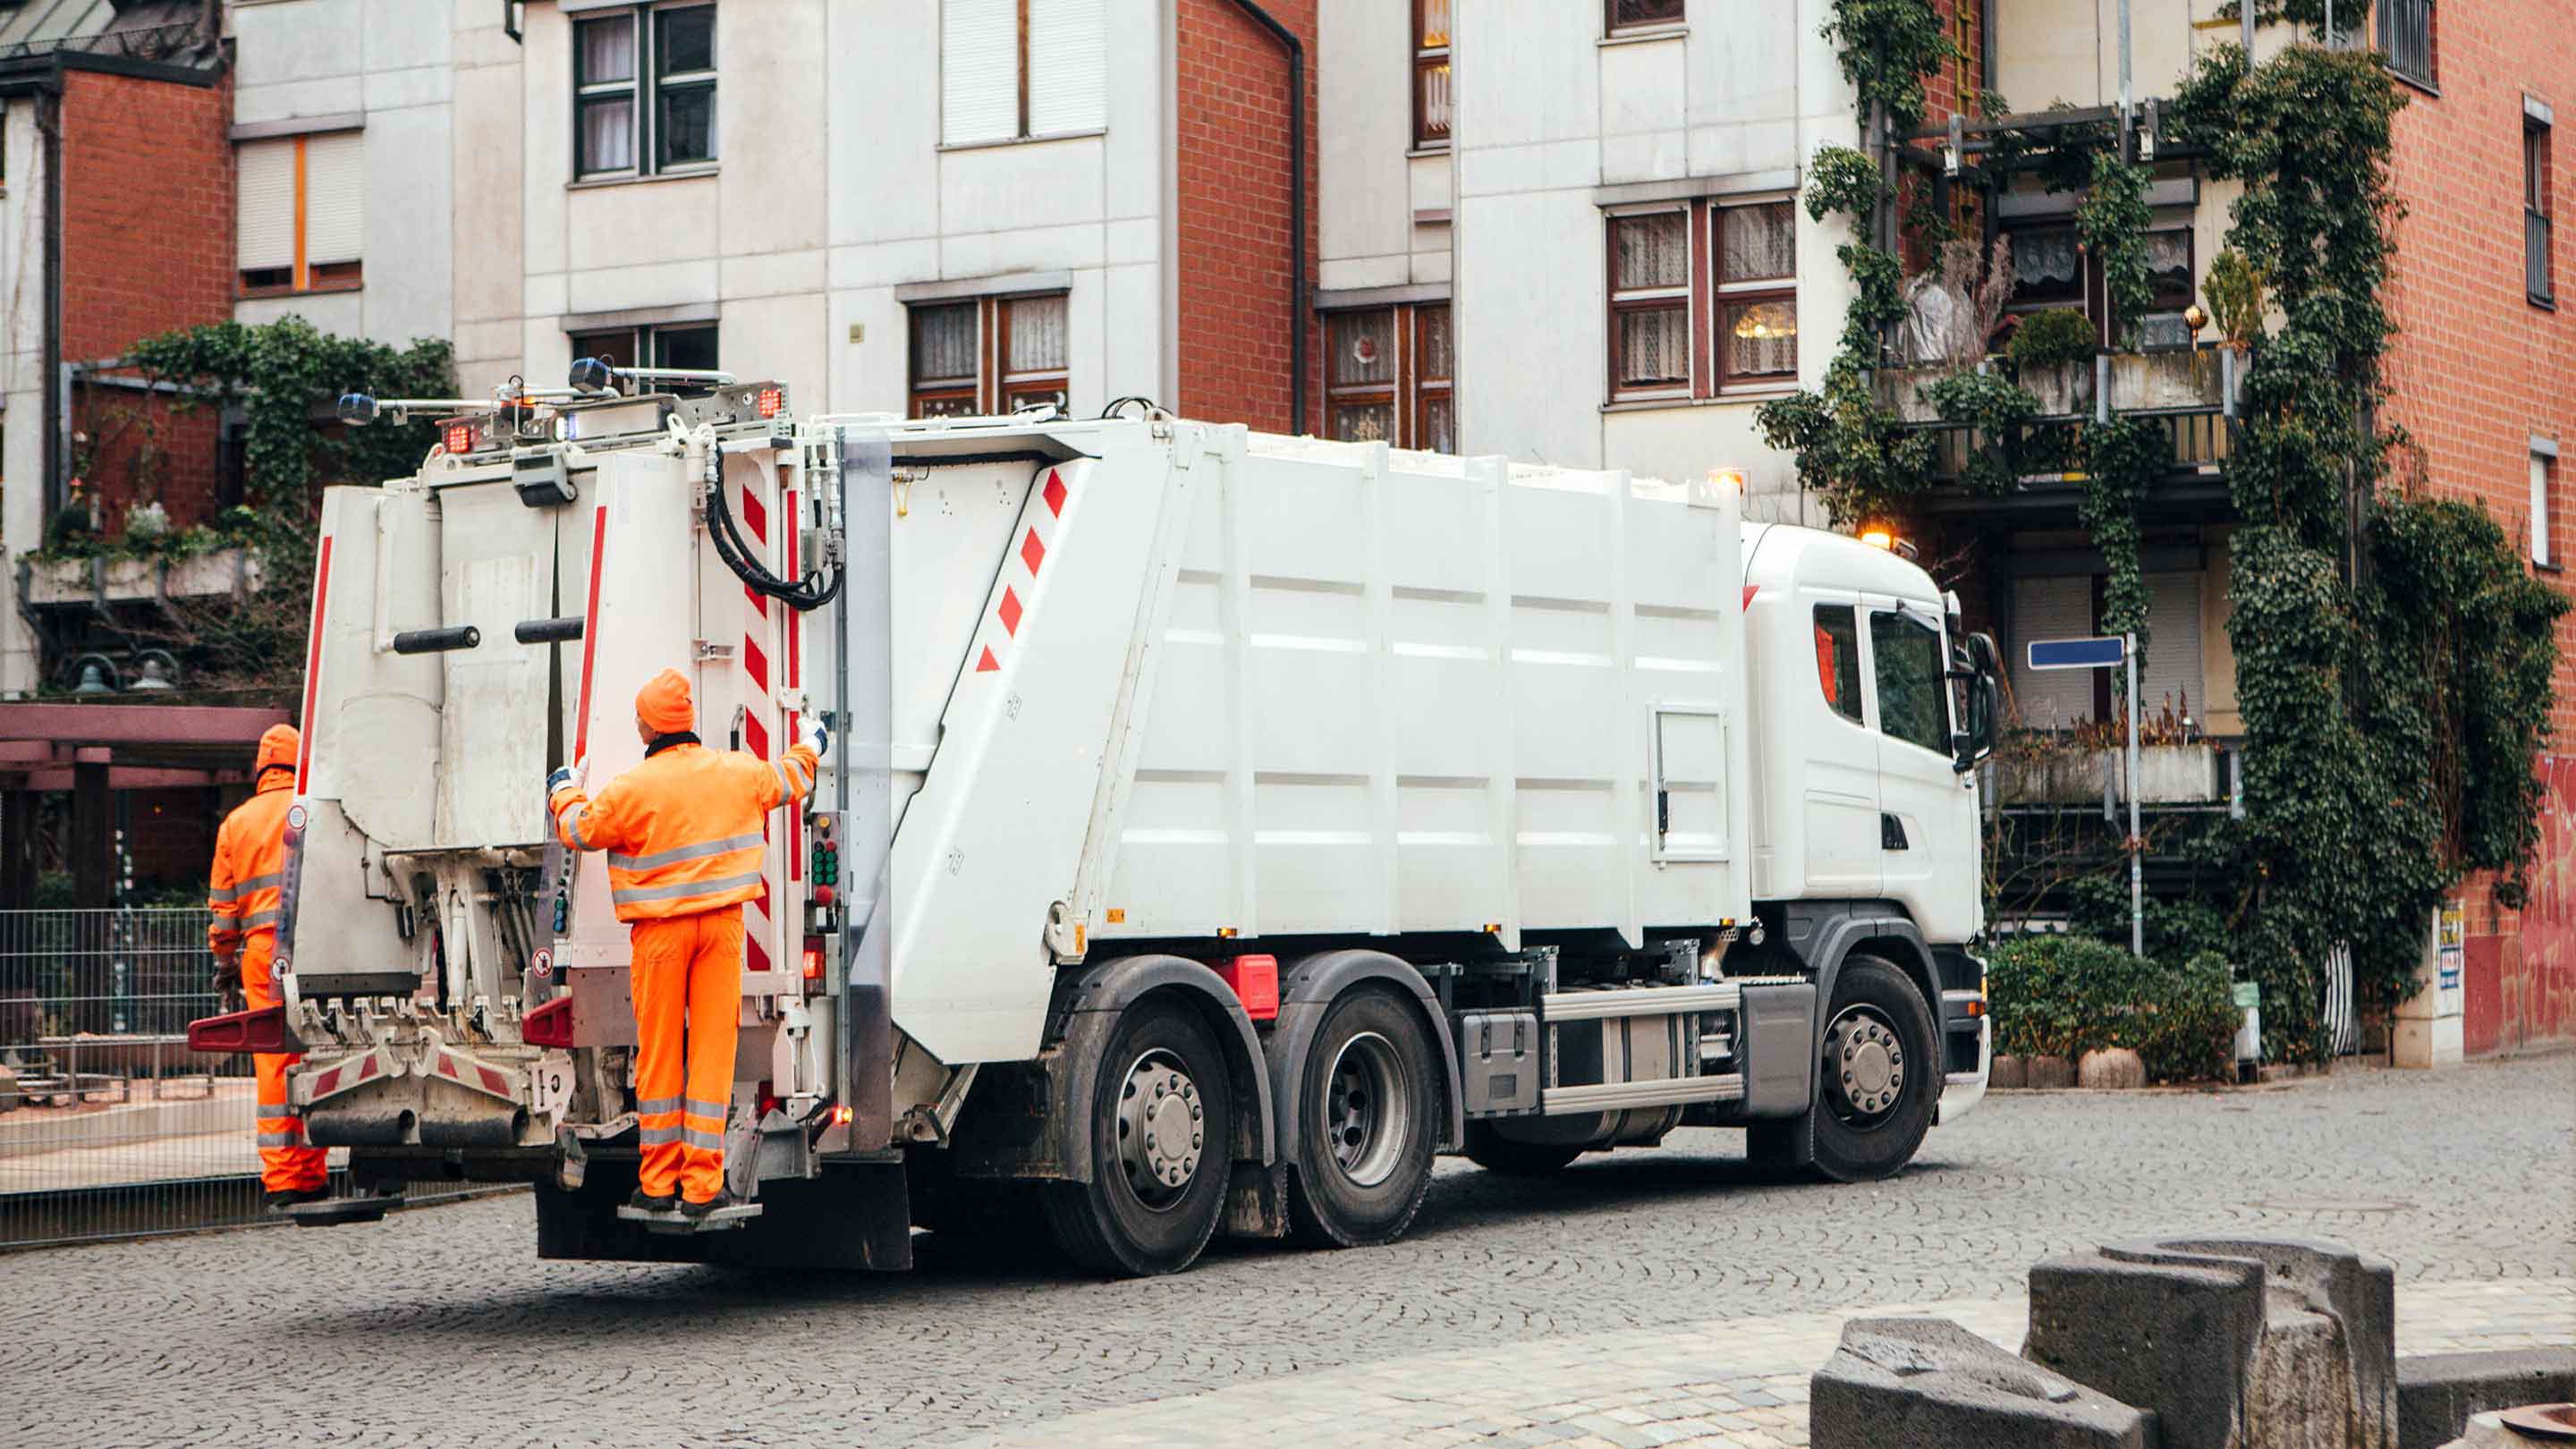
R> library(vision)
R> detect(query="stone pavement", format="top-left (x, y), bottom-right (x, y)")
top-left (946, 1280), bottom-right (2576, 1449)
top-left (0, 1053), bottom-right (2566, 1449)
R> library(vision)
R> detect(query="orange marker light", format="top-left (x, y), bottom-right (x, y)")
top-left (1860, 529), bottom-right (1895, 551)
top-left (757, 386), bottom-right (784, 419)
top-left (444, 422), bottom-right (473, 455)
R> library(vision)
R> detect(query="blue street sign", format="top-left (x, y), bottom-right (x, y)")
top-left (2027, 635), bottom-right (2127, 671)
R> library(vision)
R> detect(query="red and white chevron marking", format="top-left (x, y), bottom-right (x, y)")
top-left (727, 461), bottom-right (785, 978)
top-left (973, 466), bottom-right (1073, 674)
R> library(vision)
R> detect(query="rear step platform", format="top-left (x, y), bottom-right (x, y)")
top-left (616, 1201), bottom-right (763, 1234)
top-left (280, 1192), bottom-right (404, 1227)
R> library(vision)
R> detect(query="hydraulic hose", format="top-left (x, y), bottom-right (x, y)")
top-left (701, 438), bottom-right (843, 612)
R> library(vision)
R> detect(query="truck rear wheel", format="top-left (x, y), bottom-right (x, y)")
top-left (1042, 996), bottom-right (1233, 1276)
top-left (1286, 988), bottom-right (1440, 1247)
top-left (1759, 954), bottom-right (1937, 1182)
top-left (1462, 1122), bottom-right (1584, 1175)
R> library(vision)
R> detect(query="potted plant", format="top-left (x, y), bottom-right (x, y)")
top-left (2008, 308), bottom-right (2099, 415)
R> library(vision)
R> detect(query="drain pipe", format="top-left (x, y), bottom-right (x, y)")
top-left (39, 87), bottom-right (63, 524)
top-left (1223, 0), bottom-right (1306, 435)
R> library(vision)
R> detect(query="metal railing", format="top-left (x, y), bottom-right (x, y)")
top-left (2377, 0), bottom-right (2435, 88)
top-left (0, 21), bottom-right (214, 65)
top-left (2531, 210), bottom-right (2555, 307)
top-left (0, 909), bottom-right (500, 1250)
top-left (1908, 405), bottom-right (2233, 490)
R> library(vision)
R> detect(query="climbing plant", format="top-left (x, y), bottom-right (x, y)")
top-left (2076, 150), bottom-right (2154, 348)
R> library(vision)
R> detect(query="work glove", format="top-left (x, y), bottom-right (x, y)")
top-left (546, 757), bottom-right (588, 801)
top-left (801, 718), bottom-right (830, 758)
top-left (213, 954), bottom-right (242, 993)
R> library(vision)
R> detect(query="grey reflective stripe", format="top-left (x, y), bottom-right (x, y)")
top-left (785, 758), bottom-right (811, 795)
top-left (635, 1096), bottom-right (682, 1116)
top-left (256, 1131), bottom-right (299, 1147)
top-left (640, 1123), bottom-right (682, 1146)
top-left (611, 869), bottom-right (766, 907)
top-left (558, 803), bottom-right (590, 852)
top-left (208, 884), bottom-right (238, 904)
top-left (683, 1098), bottom-right (727, 1123)
top-left (256, 1104), bottom-right (295, 1120)
top-left (681, 1127), bottom-right (724, 1152)
top-left (242, 909), bottom-right (281, 929)
top-left (608, 832), bottom-right (764, 873)
top-left (234, 872), bottom-right (281, 896)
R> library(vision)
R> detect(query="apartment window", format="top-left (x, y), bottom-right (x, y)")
top-left (2535, 445), bottom-right (2559, 569)
top-left (569, 323), bottom-right (719, 375)
top-left (941, 0), bottom-right (1107, 147)
top-left (1607, 0), bottom-right (1685, 34)
top-left (2140, 228), bottom-right (2197, 347)
top-left (1319, 302), bottom-right (1453, 452)
top-left (1413, 0), bottom-right (1451, 150)
top-left (907, 292), bottom-right (1070, 418)
top-left (237, 131), bottom-right (364, 296)
top-left (1716, 201), bottom-right (1798, 387)
top-left (575, 3), bottom-right (716, 180)
top-left (1608, 210), bottom-right (1690, 400)
top-left (2005, 221), bottom-right (2086, 309)
top-left (2377, 0), bottom-right (2434, 89)
top-left (1606, 199), bottom-right (1798, 402)
top-left (2528, 114), bottom-right (2554, 307)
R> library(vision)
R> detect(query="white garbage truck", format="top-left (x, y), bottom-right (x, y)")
top-left (191, 367), bottom-right (2000, 1275)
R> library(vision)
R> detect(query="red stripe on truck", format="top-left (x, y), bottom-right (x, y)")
top-left (574, 506), bottom-right (607, 760)
top-left (296, 536), bottom-right (334, 792)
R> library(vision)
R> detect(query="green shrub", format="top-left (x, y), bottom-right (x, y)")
top-left (1987, 935), bottom-right (2240, 1083)
top-left (2009, 308), bottom-right (2097, 371)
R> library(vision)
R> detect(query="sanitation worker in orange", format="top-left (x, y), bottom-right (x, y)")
top-left (547, 668), bottom-right (822, 1216)
top-left (209, 723), bottom-right (330, 1208)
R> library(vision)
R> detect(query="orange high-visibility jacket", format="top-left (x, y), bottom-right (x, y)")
top-left (550, 740), bottom-right (818, 921)
top-left (209, 772), bottom-right (294, 958)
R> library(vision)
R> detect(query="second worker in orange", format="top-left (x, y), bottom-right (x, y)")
top-left (547, 667), bottom-right (821, 1216)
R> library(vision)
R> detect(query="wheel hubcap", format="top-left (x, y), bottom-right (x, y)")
top-left (1114, 1052), bottom-right (1205, 1208)
top-left (1324, 1030), bottom-right (1412, 1189)
top-left (1824, 1008), bottom-right (1907, 1124)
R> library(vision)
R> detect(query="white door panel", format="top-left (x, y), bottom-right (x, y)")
top-left (1802, 595), bottom-right (1881, 895)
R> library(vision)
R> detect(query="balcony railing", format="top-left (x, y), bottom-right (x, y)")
top-left (2532, 209), bottom-right (2555, 307)
top-left (0, 21), bottom-right (215, 65)
top-left (1879, 349), bottom-right (2235, 505)
top-left (2377, 0), bottom-right (2435, 88)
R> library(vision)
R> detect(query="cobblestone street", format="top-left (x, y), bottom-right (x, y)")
top-left (7, 1055), bottom-right (2570, 1449)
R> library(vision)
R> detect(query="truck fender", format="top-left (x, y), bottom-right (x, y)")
top-left (1268, 950), bottom-right (1464, 1156)
top-left (1784, 902), bottom-right (1941, 1049)
top-left (1051, 953), bottom-right (1277, 1184)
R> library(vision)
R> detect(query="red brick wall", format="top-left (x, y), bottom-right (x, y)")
top-left (60, 69), bottom-right (234, 530)
top-left (1174, 0), bottom-right (1318, 435)
top-left (2377, 1), bottom-right (2576, 1050)
top-left (1900, 0), bottom-right (1989, 275)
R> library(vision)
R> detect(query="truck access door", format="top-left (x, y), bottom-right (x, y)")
top-left (1801, 595), bottom-right (1883, 896)
top-left (1862, 597), bottom-right (1973, 936)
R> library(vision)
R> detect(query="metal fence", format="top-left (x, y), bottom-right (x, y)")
top-left (0, 909), bottom-right (503, 1250)
top-left (2377, 0), bottom-right (2435, 89)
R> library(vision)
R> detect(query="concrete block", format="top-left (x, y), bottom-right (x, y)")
top-left (2077, 1049), bottom-right (2148, 1089)
top-left (1991, 1055), bottom-right (2029, 1089)
top-left (2026, 1237), bottom-right (2398, 1449)
top-left (2392, 1016), bottom-right (2463, 1070)
top-left (2025, 1055), bottom-right (2076, 1089)
top-left (2397, 1349), bottom-right (2576, 1449)
top-left (1812, 1317), bottom-right (2153, 1449)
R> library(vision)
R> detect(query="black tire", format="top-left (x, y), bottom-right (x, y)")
top-left (1804, 954), bottom-right (1939, 1182)
top-left (1285, 988), bottom-right (1441, 1247)
top-left (1040, 996), bottom-right (1233, 1276)
top-left (1461, 1120), bottom-right (1585, 1175)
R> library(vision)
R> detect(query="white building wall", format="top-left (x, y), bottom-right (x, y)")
top-left (227, 0), bottom-right (455, 349)
top-left (1317, 0), bottom-right (1449, 296)
top-left (1450, 0), bottom-right (1854, 525)
top-left (0, 97), bottom-right (48, 694)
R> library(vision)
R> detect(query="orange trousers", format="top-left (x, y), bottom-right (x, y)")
top-left (629, 908), bottom-right (744, 1204)
top-left (243, 933), bottom-right (327, 1193)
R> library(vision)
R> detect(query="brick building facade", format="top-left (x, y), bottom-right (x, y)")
top-left (2376, 0), bottom-right (2576, 1055)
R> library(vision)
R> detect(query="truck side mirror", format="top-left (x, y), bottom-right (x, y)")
top-left (1953, 632), bottom-right (2001, 774)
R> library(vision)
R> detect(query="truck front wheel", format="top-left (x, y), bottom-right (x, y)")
top-left (1286, 987), bottom-right (1441, 1247)
top-left (1042, 996), bottom-right (1234, 1275)
top-left (1789, 954), bottom-right (1939, 1182)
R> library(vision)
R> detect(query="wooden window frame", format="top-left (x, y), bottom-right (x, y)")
top-left (1412, 0), bottom-right (1451, 151)
top-left (908, 292), bottom-right (1072, 418)
top-left (2529, 118), bottom-right (2555, 309)
top-left (569, 322), bottom-right (720, 375)
top-left (1326, 308), bottom-right (1401, 444)
top-left (1606, 208), bottom-right (1693, 402)
top-left (1413, 303), bottom-right (1453, 453)
top-left (575, 2), bottom-right (717, 182)
top-left (1606, 0), bottom-right (1686, 37)
top-left (238, 134), bottom-right (365, 300)
top-left (1711, 200), bottom-right (1798, 394)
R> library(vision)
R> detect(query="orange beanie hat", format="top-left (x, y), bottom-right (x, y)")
top-left (254, 724), bottom-right (300, 776)
top-left (636, 668), bottom-right (695, 734)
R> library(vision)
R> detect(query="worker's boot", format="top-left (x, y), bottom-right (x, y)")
top-left (629, 1187), bottom-right (678, 1213)
top-left (678, 1188), bottom-right (733, 1219)
top-left (263, 1186), bottom-right (328, 1209)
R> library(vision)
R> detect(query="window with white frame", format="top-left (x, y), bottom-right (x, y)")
top-left (575, 2), bottom-right (716, 180)
top-left (2535, 443), bottom-right (2558, 568)
top-left (941, 0), bottom-right (1106, 147)
top-left (1606, 198), bottom-right (1798, 402)
top-left (238, 131), bottom-right (364, 296)
top-left (907, 292), bottom-right (1070, 417)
